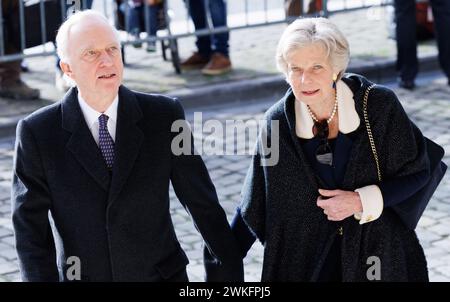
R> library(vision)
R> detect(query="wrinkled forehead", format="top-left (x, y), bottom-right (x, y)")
top-left (68, 17), bottom-right (120, 50)
top-left (286, 43), bottom-right (331, 67)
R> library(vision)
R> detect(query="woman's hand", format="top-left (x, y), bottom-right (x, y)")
top-left (316, 189), bottom-right (363, 221)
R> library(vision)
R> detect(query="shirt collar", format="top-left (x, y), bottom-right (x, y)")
top-left (295, 79), bottom-right (360, 139)
top-left (77, 93), bottom-right (119, 130)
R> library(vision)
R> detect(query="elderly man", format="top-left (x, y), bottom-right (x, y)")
top-left (11, 10), bottom-right (243, 282)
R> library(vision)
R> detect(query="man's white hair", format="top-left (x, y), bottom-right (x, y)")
top-left (55, 9), bottom-right (121, 63)
top-left (276, 17), bottom-right (350, 80)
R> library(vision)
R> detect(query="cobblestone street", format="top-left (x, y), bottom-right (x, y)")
top-left (0, 73), bottom-right (449, 282)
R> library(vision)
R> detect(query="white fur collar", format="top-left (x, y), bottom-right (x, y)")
top-left (295, 80), bottom-right (360, 139)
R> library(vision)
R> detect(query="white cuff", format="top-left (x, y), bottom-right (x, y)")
top-left (354, 185), bottom-right (384, 224)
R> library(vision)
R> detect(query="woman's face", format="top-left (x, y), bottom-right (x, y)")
top-left (286, 43), bottom-right (337, 108)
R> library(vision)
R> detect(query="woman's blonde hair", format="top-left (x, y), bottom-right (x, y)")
top-left (276, 17), bottom-right (350, 80)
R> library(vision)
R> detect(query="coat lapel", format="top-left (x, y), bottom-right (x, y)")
top-left (62, 87), bottom-right (111, 191)
top-left (107, 85), bottom-right (144, 205)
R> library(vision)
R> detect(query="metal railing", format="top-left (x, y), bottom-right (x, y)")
top-left (0, 0), bottom-right (394, 73)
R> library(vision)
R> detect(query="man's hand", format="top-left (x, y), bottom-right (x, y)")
top-left (316, 189), bottom-right (363, 221)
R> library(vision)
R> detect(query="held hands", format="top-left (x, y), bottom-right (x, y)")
top-left (317, 189), bottom-right (363, 221)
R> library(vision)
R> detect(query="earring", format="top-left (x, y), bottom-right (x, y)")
top-left (332, 74), bottom-right (337, 89)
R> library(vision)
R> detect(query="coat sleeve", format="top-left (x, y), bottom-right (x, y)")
top-left (169, 99), bottom-right (243, 282)
top-left (238, 134), bottom-right (267, 244)
top-left (231, 207), bottom-right (257, 258)
top-left (378, 168), bottom-right (429, 207)
top-left (378, 89), bottom-right (431, 229)
top-left (11, 119), bottom-right (59, 281)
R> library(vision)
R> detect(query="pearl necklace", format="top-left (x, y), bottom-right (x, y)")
top-left (306, 92), bottom-right (338, 124)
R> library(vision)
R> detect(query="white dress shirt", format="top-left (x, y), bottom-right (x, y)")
top-left (294, 80), bottom-right (383, 224)
top-left (77, 93), bottom-right (119, 146)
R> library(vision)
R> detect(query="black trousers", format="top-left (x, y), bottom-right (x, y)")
top-left (394, 0), bottom-right (450, 81)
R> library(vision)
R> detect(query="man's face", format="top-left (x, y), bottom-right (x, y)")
top-left (62, 18), bottom-right (123, 102)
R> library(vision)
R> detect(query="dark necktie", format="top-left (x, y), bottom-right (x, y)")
top-left (98, 114), bottom-right (115, 170)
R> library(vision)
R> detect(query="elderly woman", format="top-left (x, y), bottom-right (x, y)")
top-left (231, 18), bottom-right (434, 281)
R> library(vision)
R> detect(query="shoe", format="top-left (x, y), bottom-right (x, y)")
top-left (21, 61), bottom-right (29, 73)
top-left (55, 70), bottom-right (71, 92)
top-left (180, 52), bottom-right (210, 70)
top-left (146, 41), bottom-right (156, 53)
top-left (399, 79), bottom-right (415, 90)
top-left (0, 79), bottom-right (40, 100)
top-left (201, 53), bottom-right (232, 76)
top-left (130, 29), bottom-right (142, 48)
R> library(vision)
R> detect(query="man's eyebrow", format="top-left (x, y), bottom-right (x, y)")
top-left (294, 60), bottom-right (325, 65)
top-left (80, 43), bottom-right (119, 53)
top-left (80, 45), bottom-right (96, 53)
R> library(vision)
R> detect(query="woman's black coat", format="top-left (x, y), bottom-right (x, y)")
top-left (239, 73), bottom-right (430, 281)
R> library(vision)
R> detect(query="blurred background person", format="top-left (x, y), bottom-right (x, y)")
top-left (394, 0), bottom-right (450, 89)
top-left (119, 0), bottom-right (163, 52)
top-left (180, 0), bottom-right (231, 76)
top-left (285, 0), bottom-right (321, 19)
top-left (0, 0), bottom-right (40, 100)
